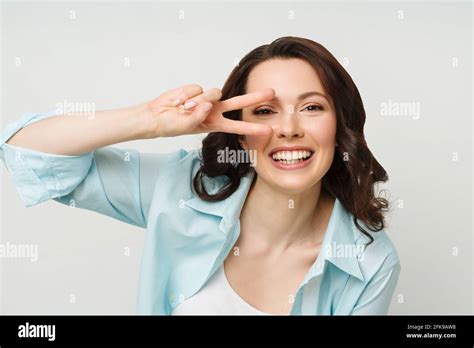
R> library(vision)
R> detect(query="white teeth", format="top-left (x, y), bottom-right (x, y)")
top-left (271, 150), bottom-right (312, 161)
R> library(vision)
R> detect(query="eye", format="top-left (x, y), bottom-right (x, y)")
top-left (302, 104), bottom-right (324, 112)
top-left (253, 108), bottom-right (275, 115)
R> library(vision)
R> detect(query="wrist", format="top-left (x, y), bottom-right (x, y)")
top-left (120, 102), bottom-right (155, 141)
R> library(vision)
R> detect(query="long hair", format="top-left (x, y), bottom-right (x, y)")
top-left (193, 36), bottom-right (389, 245)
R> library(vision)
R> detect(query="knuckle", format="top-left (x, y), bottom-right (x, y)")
top-left (193, 84), bottom-right (204, 93)
top-left (209, 88), bottom-right (222, 97)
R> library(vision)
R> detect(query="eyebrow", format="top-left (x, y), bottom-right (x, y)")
top-left (271, 91), bottom-right (330, 103)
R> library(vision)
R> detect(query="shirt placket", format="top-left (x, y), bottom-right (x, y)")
top-left (290, 259), bottom-right (326, 315)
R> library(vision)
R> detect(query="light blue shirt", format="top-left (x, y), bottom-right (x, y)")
top-left (0, 110), bottom-right (401, 315)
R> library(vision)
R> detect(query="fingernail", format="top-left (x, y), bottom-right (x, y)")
top-left (172, 98), bottom-right (182, 106)
top-left (184, 100), bottom-right (197, 110)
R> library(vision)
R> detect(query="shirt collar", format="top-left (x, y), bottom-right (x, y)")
top-left (183, 169), bottom-right (364, 281)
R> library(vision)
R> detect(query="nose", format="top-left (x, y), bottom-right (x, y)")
top-left (274, 108), bottom-right (304, 139)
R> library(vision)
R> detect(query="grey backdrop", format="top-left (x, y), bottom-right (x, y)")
top-left (0, 0), bottom-right (472, 314)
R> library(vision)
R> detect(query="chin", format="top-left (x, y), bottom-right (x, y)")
top-left (263, 171), bottom-right (321, 194)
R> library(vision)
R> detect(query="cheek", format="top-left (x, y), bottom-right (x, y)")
top-left (243, 134), bottom-right (270, 152)
top-left (302, 116), bottom-right (337, 145)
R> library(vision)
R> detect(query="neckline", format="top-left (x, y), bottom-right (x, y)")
top-left (221, 263), bottom-right (272, 315)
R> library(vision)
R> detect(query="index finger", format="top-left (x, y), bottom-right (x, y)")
top-left (160, 84), bottom-right (204, 106)
top-left (217, 118), bottom-right (272, 136)
top-left (219, 88), bottom-right (275, 112)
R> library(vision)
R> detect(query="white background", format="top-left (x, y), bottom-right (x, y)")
top-left (0, 0), bottom-right (472, 314)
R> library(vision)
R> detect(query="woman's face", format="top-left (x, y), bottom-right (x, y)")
top-left (240, 58), bottom-right (337, 194)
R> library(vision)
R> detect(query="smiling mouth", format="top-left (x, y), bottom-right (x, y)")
top-left (270, 150), bottom-right (315, 165)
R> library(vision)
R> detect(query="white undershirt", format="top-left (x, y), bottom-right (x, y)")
top-left (171, 264), bottom-right (272, 315)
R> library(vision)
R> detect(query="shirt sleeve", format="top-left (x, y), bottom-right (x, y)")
top-left (350, 262), bottom-right (401, 315)
top-left (0, 110), bottom-right (192, 228)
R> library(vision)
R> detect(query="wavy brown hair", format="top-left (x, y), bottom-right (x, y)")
top-left (193, 36), bottom-right (389, 245)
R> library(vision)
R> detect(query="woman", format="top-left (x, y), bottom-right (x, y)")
top-left (0, 36), bottom-right (400, 315)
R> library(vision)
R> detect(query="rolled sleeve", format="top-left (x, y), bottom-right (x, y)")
top-left (1, 142), bottom-right (94, 207)
top-left (0, 109), bottom-right (94, 207)
top-left (1, 109), bottom-right (61, 145)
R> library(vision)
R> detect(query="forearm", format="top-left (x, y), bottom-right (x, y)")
top-left (5, 103), bottom-right (151, 156)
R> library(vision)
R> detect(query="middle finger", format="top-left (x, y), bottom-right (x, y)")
top-left (219, 88), bottom-right (275, 112)
top-left (182, 88), bottom-right (223, 110)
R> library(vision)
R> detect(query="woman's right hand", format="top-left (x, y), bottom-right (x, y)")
top-left (143, 84), bottom-right (275, 138)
